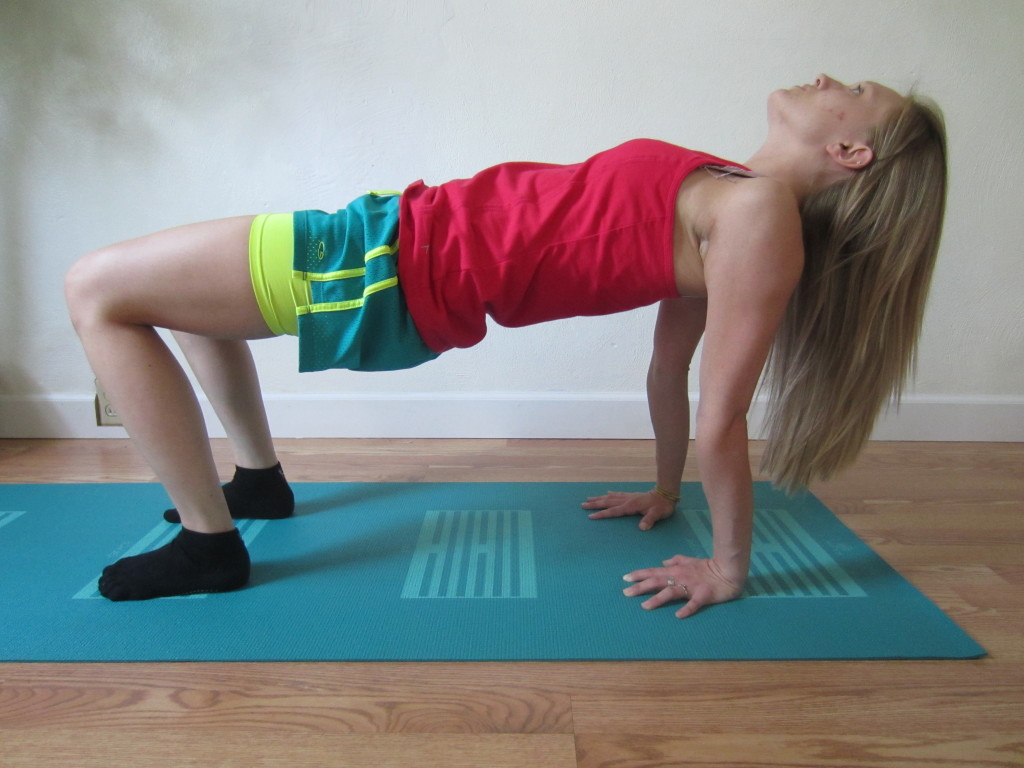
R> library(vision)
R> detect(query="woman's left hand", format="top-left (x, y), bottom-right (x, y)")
top-left (622, 554), bottom-right (745, 619)
top-left (582, 489), bottom-right (675, 531)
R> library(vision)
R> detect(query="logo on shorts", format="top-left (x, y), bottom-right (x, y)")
top-left (316, 241), bottom-right (325, 261)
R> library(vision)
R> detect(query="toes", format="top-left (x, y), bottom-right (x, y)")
top-left (98, 562), bottom-right (135, 601)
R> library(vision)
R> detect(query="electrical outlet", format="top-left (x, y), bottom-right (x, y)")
top-left (94, 381), bottom-right (122, 427)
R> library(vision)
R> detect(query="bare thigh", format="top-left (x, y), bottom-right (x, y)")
top-left (72, 216), bottom-right (275, 340)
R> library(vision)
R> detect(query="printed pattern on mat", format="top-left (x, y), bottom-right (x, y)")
top-left (681, 508), bottom-right (867, 598)
top-left (72, 519), bottom-right (269, 600)
top-left (0, 510), bottom-right (27, 531)
top-left (402, 509), bottom-right (537, 599)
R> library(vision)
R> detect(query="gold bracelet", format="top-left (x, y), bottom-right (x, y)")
top-left (651, 486), bottom-right (681, 504)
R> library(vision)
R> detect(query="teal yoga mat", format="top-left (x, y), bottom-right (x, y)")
top-left (0, 482), bottom-right (984, 662)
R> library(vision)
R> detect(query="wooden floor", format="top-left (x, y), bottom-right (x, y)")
top-left (1, 438), bottom-right (1021, 767)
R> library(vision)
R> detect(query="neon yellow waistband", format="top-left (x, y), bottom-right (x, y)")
top-left (248, 213), bottom-right (310, 337)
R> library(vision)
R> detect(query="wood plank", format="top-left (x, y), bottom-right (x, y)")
top-left (0, 663), bottom-right (573, 733)
top-left (575, 733), bottom-right (1024, 768)
top-left (3, 732), bottom-right (578, 768)
top-left (568, 663), bottom-right (1023, 737)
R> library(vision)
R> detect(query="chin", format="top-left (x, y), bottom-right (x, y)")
top-left (766, 88), bottom-right (789, 120)
top-left (769, 86), bottom-right (798, 102)
top-left (767, 87), bottom-right (795, 110)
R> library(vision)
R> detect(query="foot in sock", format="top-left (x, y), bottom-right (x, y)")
top-left (164, 463), bottom-right (294, 524)
top-left (99, 528), bottom-right (250, 601)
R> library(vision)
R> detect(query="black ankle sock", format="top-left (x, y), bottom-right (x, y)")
top-left (163, 463), bottom-right (294, 524)
top-left (99, 528), bottom-right (250, 601)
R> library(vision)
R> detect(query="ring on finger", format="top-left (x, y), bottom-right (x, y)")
top-left (666, 577), bottom-right (689, 594)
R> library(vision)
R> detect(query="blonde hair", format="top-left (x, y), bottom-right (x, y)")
top-left (760, 94), bottom-right (948, 492)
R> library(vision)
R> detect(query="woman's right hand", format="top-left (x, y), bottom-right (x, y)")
top-left (581, 490), bottom-right (676, 531)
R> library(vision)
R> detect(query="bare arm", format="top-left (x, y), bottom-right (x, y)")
top-left (648, 297), bottom-right (707, 498)
top-left (695, 183), bottom-right (802, 584)
top-left (623, 180), bottom-right (804, 618)
top-left (582, 297), bottom-right (705, 529)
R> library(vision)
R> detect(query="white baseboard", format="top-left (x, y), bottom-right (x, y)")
top-left (1, 392), bottom-right (1022, 441)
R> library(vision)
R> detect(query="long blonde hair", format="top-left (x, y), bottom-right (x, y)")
top-left (760, 94), bottom-right (948, 492)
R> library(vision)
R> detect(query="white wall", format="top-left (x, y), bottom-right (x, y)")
top-left (1, 0), bottom-right (1022, 440)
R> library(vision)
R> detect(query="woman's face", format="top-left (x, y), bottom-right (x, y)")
top-left (770, 74), bottom-right (905, 147)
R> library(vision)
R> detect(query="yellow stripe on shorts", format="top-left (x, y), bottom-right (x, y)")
top-left (296, 244), bottom-right (397, 282)
top-left (297, 277), bottom-right (400, 316)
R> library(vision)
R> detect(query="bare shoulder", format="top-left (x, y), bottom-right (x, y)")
top-left (715, 176), bottom-right (801, 234)
top-left (696, 178), bottom-right (804, 423)
top-left (706, 177), bottom-right (804, 289)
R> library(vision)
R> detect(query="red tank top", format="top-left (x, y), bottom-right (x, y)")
top-left (397, 139), bottom-right (743, 353)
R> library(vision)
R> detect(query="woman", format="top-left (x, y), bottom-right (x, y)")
top-left (64, 74), bottom-right (947, 616)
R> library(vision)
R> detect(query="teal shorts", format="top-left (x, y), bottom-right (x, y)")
top-left (249, 193), bottom-right (439, 373)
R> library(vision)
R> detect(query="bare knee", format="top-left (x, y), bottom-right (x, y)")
top-left (64, 247), bottom-right (124, 332)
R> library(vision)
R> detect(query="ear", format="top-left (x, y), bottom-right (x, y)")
top-left (826, 141), bottom-right (875, 171)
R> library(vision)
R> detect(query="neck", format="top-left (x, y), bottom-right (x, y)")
top-left (744, 143), bottom-right (840, 203)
